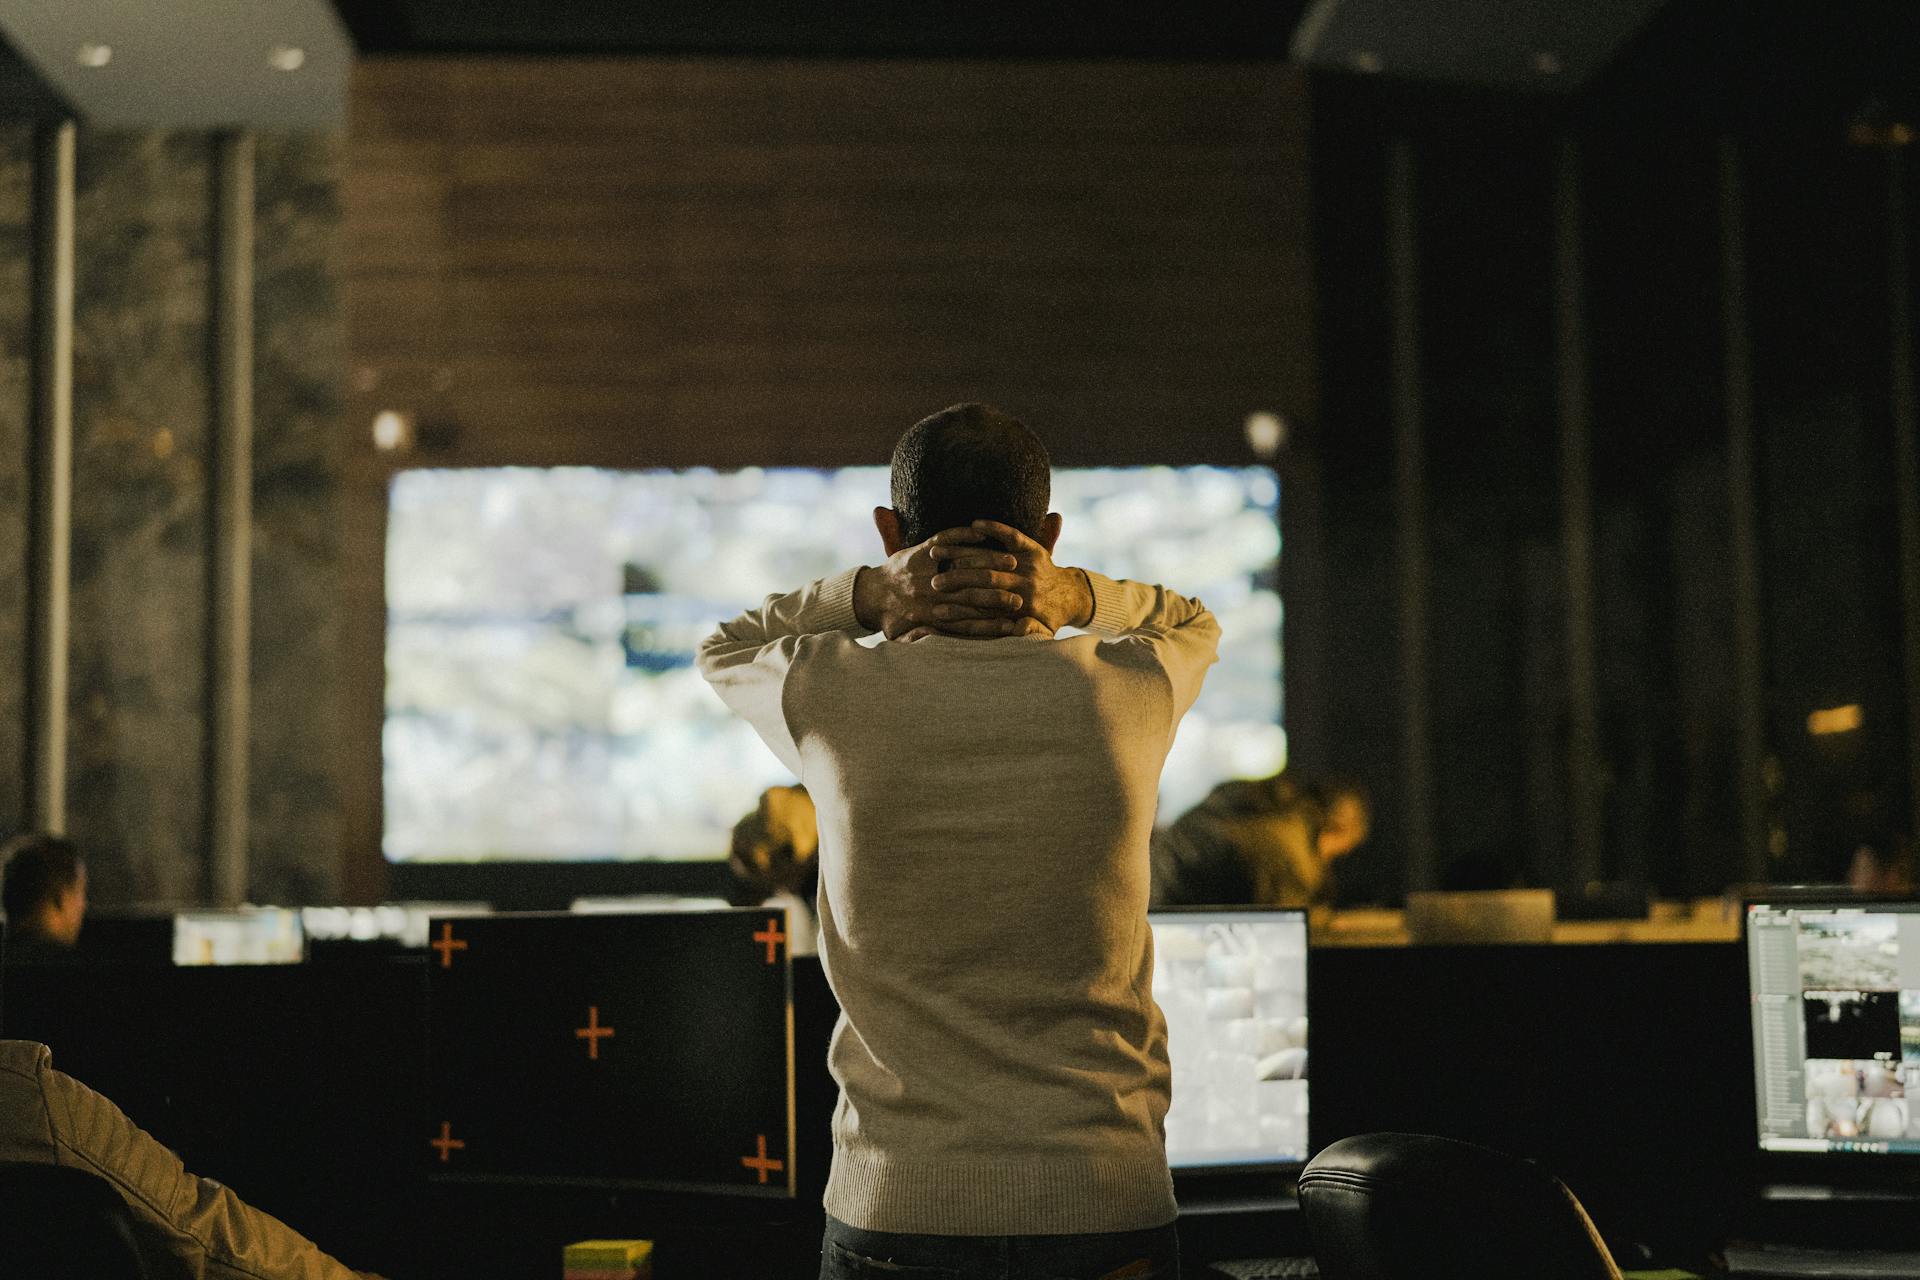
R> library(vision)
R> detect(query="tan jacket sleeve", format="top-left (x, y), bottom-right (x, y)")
top-left (0, 1040), bottom-right (376, 1280)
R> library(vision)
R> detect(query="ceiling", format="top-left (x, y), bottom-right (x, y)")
top-left (0, 0), bottom-right (350, 127)
top-left (0, 1), bottom-right (1912, 129)
top-left (0, 35), bottom-right (71, 121)
top-left (329, 0), bottom-right (1314, 60)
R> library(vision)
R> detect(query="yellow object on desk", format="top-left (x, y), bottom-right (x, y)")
top-left (564, 1238), bottom-right (654, 1280)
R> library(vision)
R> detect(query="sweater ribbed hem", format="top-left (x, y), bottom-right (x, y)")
top-left (824, 1146), bottom-right (1177, 1236)
top-left (1082, 571), bottom-right (1133, 639)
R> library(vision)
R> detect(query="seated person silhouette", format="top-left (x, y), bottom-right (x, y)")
top-left (1150, 772), bottom-right (1371, 908)
top-left (2, 833), bottom-right (87, 964)
top-left (728, 784), bottom-right (820, 956)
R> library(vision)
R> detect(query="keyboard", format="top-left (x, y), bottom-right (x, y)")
top-left (1208, 1259), bottom-right (1320, 1279)
top-left (1724, 1244), bottom-right (1920, 1278)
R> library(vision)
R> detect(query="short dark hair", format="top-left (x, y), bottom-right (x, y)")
top-left (2, 833), bottom-right (83, 921)
top-left (889, 403), bottom-right (1051, 547)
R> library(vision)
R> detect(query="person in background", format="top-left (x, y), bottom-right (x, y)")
top-left (1150, 772), bottom-right (1371, 909)
top-left (699, 402), bottom-right (1218, 1280)
top-left (1847, 834), bottom-right (1915, 896)
top-left (1, 833), bottom-right (88, 963)
top-left (728, 783), bottom-right (821, 956)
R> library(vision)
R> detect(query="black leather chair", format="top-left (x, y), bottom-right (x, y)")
top-left (1297, 1133), bottom-right (1622, 1280)
top-left (0, 1161), bottom-right (150, 1279)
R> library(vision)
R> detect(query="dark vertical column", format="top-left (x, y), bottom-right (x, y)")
top-left (1279, 439), bottom-right (1328, 775)
top-left (1387, 138), bottom-right (1436, 891)
top-left (1554, 138), bottom-right (1603, 889)
top-left (1719, 139), bottom-right (1769, 883)
top-left (27, 121), bottom-right (75, 836)
top-left (1891, 148), bottom-right (1920, 851)
top-left (210, 131), bottom-right (254, 905)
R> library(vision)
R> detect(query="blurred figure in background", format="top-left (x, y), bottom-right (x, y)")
top-left (728, 784), bottom-right (820, 956)
top-left (1, 834), bottom-right (87, 963)
top-left (1847, 833), bottom-right (1915, 896)
top-left (1151, 772), bottom-right (1371, 908)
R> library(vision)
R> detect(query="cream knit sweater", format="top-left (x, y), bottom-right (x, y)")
top-left (699, 568), bottom-right (1219, 1235)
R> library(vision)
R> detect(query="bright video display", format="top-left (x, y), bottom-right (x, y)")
top-left (1151, 911), bottom-right (1309, 1169)
top-left (1748, 903), bottom-right (1920, 1155)
top-left (385, 466), bottom-right (1282, 862)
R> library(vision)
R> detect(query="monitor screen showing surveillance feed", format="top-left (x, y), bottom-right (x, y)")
top-left (384, 465), bottom-right (1282, 863)
top-left (1150, 909), bottom-right (1309, 1170)
top-left (1747, 902), bottom-right (1920, 1155)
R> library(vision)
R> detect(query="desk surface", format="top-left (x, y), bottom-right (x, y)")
top-left (1313, 899), bottom-right (1742, 947)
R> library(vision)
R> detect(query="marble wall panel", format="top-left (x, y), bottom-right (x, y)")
top-left (66, 131), bottom-right (214, 903)
top-left (2, 128), bottom-right (344, 903)
top-left (250, 132), bottom-right (345, 903)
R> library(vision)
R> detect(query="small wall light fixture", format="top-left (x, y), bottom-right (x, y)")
top-left (1807, 704), bottom-right (1864, 736)
top-left (372, 409), bottom-right (416, 453)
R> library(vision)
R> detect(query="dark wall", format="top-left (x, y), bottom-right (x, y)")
top-left (0, 128), bottom-right (346, 905)
top-left (1308, 65), bottom-right (1914, 904)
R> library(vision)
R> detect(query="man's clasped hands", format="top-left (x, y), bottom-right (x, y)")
top-left (852, 520), bottom-right (1096, 643)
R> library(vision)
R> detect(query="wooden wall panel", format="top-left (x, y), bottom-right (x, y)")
top-left (343, 57), bottom-right (1313, 470)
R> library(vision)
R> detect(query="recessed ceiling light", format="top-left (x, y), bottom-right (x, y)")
top-left (1533, 51), bottom-right (1563, 76)
top-left (75, 43), bottom-right (112, 69)
top-left (268, 45), bottom-right (306, 72)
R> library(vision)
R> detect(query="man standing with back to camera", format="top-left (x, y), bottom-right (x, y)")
top-left (699, 403), bottom-right (1218, 1280)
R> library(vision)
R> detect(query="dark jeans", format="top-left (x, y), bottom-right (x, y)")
top-left (820, 1215), bottom-right (1180, 1280)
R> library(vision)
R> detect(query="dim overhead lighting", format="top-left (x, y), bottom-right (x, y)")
top-left (1532, 51), bottom-right (1563, 77)
top-left (1348, 50), bottom-right (1383, 74)
top-left (267, 45), bottom-right (306, 72)
top-left (371, 409), bottom-right (415, 453)
top-left (1808, 704), bottom-right (1864, 737)
top-left (76, 43), bottom-right (112, 68)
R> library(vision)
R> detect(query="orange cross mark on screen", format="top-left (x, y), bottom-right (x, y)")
top-left (753, 917), bottom-right (786, 965)
top-left (575, 1005), bottom-right (614, 1059)
top-left (741, 1133), bottom-right (784, 1184)
top-left (431, 922), bottom-right (467, 969)
top-left (431, 1122), bottom-right (465, 1163)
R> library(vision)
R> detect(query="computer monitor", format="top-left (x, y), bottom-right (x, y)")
top-left (171, 909), bottom-right (304, 966)
top-left (1746, 899), bottom-right (1920, 1156)
top-left (1150, 908), bottom-right (1309, 1172)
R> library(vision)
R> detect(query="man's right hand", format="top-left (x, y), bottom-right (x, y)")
top-left (854, 529), bottom-right (1031, 640)
top-left (929, 520), bottom-right (1094, 633)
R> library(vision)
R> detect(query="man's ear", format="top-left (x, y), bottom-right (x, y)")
top-left (874, 507), bottom-right (907, 557)
top-left (1038, 512), bottom-right (1063, 554)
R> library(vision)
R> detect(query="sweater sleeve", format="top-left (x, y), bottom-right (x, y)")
top-left (1078, 570), bottom-right (1221, 724)
top-left (695, 569), bottom-right (867, 774)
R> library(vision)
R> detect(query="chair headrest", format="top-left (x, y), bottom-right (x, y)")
top-left (1298, 1133), bottom-right (1622, 1280)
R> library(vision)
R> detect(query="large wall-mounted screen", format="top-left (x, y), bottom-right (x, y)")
top-left (385, 466), bottom-right (1281, 862)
